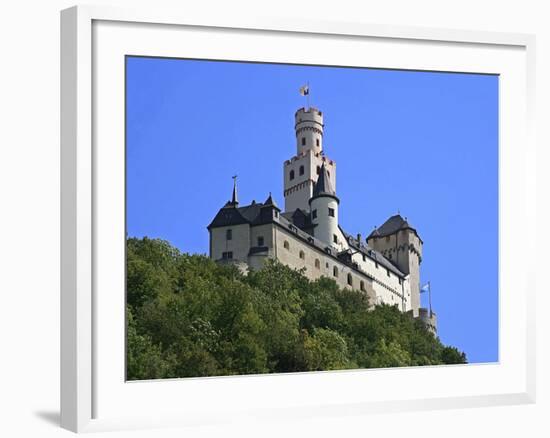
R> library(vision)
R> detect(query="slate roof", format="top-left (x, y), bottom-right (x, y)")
top-left (310, 163), bottom-right (339, 203)
top-left (208, 197), bottom-right (279, 230)
top-left (367, 214), bottom-right (422, 242)
top-left (341, 228), bottom-right (406, 277)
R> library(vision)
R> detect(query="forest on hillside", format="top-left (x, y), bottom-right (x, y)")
top-left (126, 237), bottom-right (466, 380)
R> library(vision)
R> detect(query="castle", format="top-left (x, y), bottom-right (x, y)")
top-left (207, 105), bottom-right (436, 331)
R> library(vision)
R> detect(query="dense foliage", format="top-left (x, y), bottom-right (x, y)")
top-left (127, 237), bottom-right (466, 380)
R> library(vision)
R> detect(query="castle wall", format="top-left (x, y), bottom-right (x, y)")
top-left (272, 226), bottom-right (409, 308)
top-left (210, 223), bottom-right (250, 263)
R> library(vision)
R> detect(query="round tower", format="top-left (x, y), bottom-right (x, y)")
top-left (309, 164), bottom-right (339, 247)
top-left (295, 107), bottom-right (324, 155)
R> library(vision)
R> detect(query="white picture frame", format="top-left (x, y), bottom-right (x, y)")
top-left (60, 4), bottom-right (536, 433)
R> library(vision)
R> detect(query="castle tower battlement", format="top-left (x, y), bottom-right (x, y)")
top-left (295, 107), bottom-right (324, 155)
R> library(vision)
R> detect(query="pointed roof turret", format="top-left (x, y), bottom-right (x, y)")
top-left (262, 192), bottom-right (280, 210)
top-left (310, 163), bottom-right (339, 204)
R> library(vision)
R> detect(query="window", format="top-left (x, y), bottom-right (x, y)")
top-left (333, 234), bottom-right (338, 244)
top-left (333, 266), bottom-right (338, 277)
top-left (326, 262), bottom-right (329, 268)
top-left (387, 269), bottom-right (391, 277)
top-left (289, 170), bottom-right (295, 180)
top-left (316, 166), bottom-right (321, 175)
top-left (347, 273), bottom-right (353, 286)
top-left (312, 209), bottom-right (317, 219)
top-left (316, 138), bottom-right (320, 147)
top-left (299, 165), bottom-right (304, 176)
top-left (257, 236), bottom-right (264, 246)
top-left (299, 250), bottom-right (305, 260)
top-left (226, 229), bottom-right (232, 240)
top-left (222, 251), bottom-right (233, 260)
top-left (274, 211), bottom-right (279, 218)
top-left (327, 171), bottom-right (331, 178)
top-left (328, 208), bottom-right (335, 217)
top-left (315, 259), bottom-right (320, 269)
top-left (301, 137), bottom-right (306, 146)
top-left (360, 281), bottom-right (365, 292)
top-left (284, 240), bottom-right (290, 250)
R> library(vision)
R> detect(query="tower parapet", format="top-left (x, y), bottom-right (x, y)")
top-left (295, 107), bottom-right (324, 155)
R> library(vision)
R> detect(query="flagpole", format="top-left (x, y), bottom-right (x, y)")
top-left (307, 81), bottom-right (310, 109)
top-left (428, 281), bottom-right (432, 316)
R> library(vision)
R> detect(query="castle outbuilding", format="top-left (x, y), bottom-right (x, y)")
top-left (207, 105), bottom-right (436, 331)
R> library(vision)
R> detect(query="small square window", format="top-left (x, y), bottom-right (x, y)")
top-left (328, 208), bottom-right (335, 217)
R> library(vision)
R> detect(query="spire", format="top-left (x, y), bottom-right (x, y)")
top-left (231, 175), bottom-right (238, 206)
top-left (312, 164), bottom-right (336, 197)
top-left (263, 192), bottom-right (279, 209)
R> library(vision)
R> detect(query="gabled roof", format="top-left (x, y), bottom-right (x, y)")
top-left (367, 214), bottom-right (422, 242)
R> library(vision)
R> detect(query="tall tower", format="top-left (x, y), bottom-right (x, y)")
top-left (367, 215), bottom-right (423, 316)
top-left (283, 107), bottom-right (336, 213)
top-left (309, 164), bottom-right (340, 247)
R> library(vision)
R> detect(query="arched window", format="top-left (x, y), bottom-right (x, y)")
top-left (333, 266), bottom-right (338, 277)
top-left (289, 170), bottom-right (295, 180)
top-left (315, 259), bottom-right (320, 269)
top-left (284, 240), bottom-right (290, 250)
top-left (299, 250), bottom-right (305, 260)
top-left (360, 280), bottom-right (365, 292)
top-left (299, 165), bottom-right (304, 176)
top-left (347, 273), bottom-right (353, 286)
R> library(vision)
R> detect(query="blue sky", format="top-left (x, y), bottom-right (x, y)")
top-left (126, 56), bottom-right (499, 364)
